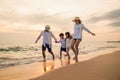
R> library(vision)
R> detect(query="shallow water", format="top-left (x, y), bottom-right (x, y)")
top-left (0, 41), bottom-right (120, 68)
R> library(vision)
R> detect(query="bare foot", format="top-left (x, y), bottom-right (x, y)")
top-left (64, 54), bottom-right (68, 56)
top-left (43, 59), bottom-right (46, 62)
top-left (73, 56), bottom-right (78, 62)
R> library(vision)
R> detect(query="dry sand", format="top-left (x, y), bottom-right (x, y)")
top-left (32, 51), bottom-right (120, 80)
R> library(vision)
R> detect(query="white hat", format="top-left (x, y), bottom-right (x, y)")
top-left (45, 25), bottom-right (51, 30)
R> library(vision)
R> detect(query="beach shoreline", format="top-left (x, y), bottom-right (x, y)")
top-left (32, 50), bottom-right (120, 80)
top-left (0, 48), bottom-right (120, 80)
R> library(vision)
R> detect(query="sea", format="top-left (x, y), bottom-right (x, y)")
top-left (0, 40), bottom-right (120, 68)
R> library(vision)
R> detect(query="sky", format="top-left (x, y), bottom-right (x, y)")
top-left (0, 0), bottom-right (120, 45)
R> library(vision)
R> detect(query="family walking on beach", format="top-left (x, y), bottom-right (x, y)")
top-left (35, 17), bottom-right (95, 62)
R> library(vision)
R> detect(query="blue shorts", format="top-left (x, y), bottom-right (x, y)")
top-left (42, 44), bottom-right (52, 52)
top-left (60, 47), bottom-right (66, 52)
top-left (73, 38), bottom-right (82, 41)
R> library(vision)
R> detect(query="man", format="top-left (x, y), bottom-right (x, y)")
top-left (35, 25), bottom-right (57, 61)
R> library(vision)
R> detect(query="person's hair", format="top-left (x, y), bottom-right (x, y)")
top-left (65, 32), bottom-right (71, 38)
top-left (79, 20), bottom-right (82, 24)
top-left (75, 20), bottom-right (82, 24)
top-left (59, 33), bottom-right (64, 37)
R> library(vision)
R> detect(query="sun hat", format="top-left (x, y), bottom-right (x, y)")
top-left (45, 25), bottom-right (51, 30)
top-left (72, 17), bottom-right (81, 22)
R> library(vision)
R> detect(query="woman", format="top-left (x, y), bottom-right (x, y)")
top-left (71, 17), bottom-right (95, 62)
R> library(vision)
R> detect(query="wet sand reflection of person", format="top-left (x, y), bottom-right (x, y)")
top-left (43, 60), bottom-right (55, 72)
top-left (43, 58), bottom-right (71, 73)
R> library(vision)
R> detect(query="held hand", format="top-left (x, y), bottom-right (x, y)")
top-left (55, 41), bottom-right (58, 43)
top-left (91, 33), bottom-right (95, 36)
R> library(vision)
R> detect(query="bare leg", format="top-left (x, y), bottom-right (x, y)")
top-left (71, 39), bottom-right (76, 55)
top-left (49, 52), bottom-right (55, 60)
top-left (60, 59), bottom-right (63, 66)
top-left (60, 51), bottom-right (62, 59)
top-left (74, 40), bottom-right (81, 62)
top-left (75, 40), bottom-right (80, 55)
top-left (67, 58), bottom-right (70, 64)
top-left (42, 50), bottom-right (46, 61)
top-left (66, 48), bottom-right (71, 59)
top-left (43, 60), bottom-right (46, 72)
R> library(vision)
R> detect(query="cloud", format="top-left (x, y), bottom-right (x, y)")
top-left (87, 8), bottom-right (120, 24)
top-left (0, 9), bottom-right (71, 32)
top-left (108, 20), bottom-right (120, 27)
top-left (103, 9), bottom-right (120, 20)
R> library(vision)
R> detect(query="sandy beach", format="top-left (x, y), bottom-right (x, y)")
top-left (0, 56), bottom-right (75, 80)
top-left (32, 50), bottom-right (120, 80)
top-left (0, 49), bottom-right (120, 80)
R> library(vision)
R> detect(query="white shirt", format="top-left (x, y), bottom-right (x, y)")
top-left (73, 24), bottom-right (92, 39)
top-left (59, 39), bottom-right (66, 48)
top-left (66, 38), bottom-right (71, 48)
top-left (40, 31), bottom-right (57, 45)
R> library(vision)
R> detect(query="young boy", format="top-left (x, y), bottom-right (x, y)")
top-left (35, 25), bottom-right (57, 61)
top-left (56, 33), bottom-right (66, 59)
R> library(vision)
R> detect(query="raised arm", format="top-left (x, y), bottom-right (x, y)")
top-left (51, 31), bottom-right (57, 41)
top-left (35, 32), bottom-right (42, 43)
top-left (82, 24), bottom-right (95, 36)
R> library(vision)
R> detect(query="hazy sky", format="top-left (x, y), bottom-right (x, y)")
top-left (0, 0), bottom-right (120, 44)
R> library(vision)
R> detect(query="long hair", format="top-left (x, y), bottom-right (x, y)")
top-left (65, 32), bottom-right (72, 39)
top-left (78, 20), bottom-right (82, 24)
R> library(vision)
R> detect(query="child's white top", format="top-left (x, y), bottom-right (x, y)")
top-left (73, 24), bottom-right (92, 39)
top-left (59, 39), bottom-right (66, 48)
top-left (40, 31), bottom-right (57, 45)
top-left (66, 38), bottom-right (71, 48)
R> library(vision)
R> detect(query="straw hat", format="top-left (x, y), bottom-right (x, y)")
top-left (72, 17), bottom-right (81, 22)
top-left (45, 25), bottom-right (51, 30)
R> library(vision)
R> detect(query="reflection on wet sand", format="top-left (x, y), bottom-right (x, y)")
top-left (43, 58), bottom-right (71, 73)
top-left (43, 60), bottom-right (55, 72)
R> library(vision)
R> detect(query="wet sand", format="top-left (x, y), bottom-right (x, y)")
top-left (32, 50), bottom-right (120, 80)
top-left (0, 49), bottom-right (119, 80)
top-left (0, 57), bottom-right (75, 80)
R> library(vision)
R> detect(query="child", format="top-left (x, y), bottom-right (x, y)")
top-left (35, 25), bottom-right (57, 61)
top-left (65, 32), bottom-right (72, 59)
top-left (56, 33), bottom-right (66, 59)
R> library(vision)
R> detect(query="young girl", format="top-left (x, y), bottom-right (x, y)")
top-left (65, 32), bottom-right (72, 59)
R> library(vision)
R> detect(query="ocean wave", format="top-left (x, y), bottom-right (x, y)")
top-left (0, 42), bottom-right (119, 68)
top-left (0, 46), bottom-right (39, 52)
top-left (0, 54), bottom-right (59, 68)
top-left (80, 46), bottom-right (117, 54)
top-left (0, 57), bottom-right (42, 68)
top-left (106, 40), bottom-right (120, 43)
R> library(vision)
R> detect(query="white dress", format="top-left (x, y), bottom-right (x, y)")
top-left (66, 38), bottom-right (71, 49)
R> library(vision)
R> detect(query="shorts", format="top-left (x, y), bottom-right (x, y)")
top-left (42, 44), bottom-right (52, 52)
top-left (60, 47), bottom-right (66, 52)
top-left (73, 38), bottom-right (82, 41)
